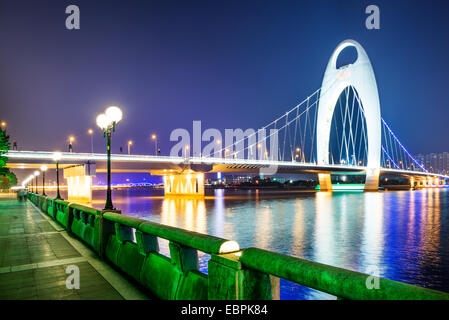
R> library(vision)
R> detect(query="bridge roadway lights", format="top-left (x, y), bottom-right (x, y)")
top-left (63, 164), bottom-right (96, 202)
top-left (163, 171), bottom-right (205, 197)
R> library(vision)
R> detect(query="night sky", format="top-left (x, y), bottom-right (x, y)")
top-left (1, 0), bottom-right (449, 156)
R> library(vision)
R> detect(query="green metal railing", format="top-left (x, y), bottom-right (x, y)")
top-left (26, 192), bottom-right (449, 300)
top-left (239, 248), bottom-right (449, 300)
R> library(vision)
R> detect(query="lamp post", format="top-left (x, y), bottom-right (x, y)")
top-left (97, 106), bottom-right (123, 211)
top-left (151, 134), bottom-right (157, 156)
top-left (34, 171), bottom-right (40, 194)
top-left (41, 165), bottom-right (48, 196)
top-left (53, 152), bottom-right (63, 200)
top-left (128, 140), bottom-right (133, 155)
top-left (88, 129), bottom-right (94, 153)
top-left (69, 136), bottom-right (75, 153)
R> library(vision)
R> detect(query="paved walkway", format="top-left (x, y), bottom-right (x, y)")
top-left (0, 195), bottom-right (149, 300)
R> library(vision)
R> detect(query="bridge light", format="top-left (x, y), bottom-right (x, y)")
top-left (34, 170), bottom-right (40, 177)
top-left (40, 165), bottom-right (48, 172)
top-left (151, 134), bottom-right (158, 156)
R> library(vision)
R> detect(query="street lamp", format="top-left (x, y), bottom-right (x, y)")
top-left (68, 136), bottom-right (75, 153)
top-left (128, 140), bottom-right (133, 155)
top-left (88, 129), bottom-right (94, 153)
top-left (34, 171), bottom-right (40, 194)
top-left (26, 175), bottom-right (33, 192)
top-left (1, 121), bottom-right (6, 131)
top-left (151, 134), bottom-right (158, 156)
top-left (41, 165), bottom-right (48, 196)
top-left (96, 105), bottom-right (123, 211)
top-left (29, 175), bottom-right (33, 193)
top-left (53, 152), bottom-right (63, 200)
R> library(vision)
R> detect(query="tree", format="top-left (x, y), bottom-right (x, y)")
top-left (0, 128), bottom-right (17, 189)
top-left (0, 128), bottom-right (8, 167)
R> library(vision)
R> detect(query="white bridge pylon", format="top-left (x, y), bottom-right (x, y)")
top-left (317, 39), bottom-right (382, 191)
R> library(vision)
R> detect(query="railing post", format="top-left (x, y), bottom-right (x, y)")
top-left (208, 252), bottom-right (279, 300)
top-left (99, 212), bottom-right (114, 259)
top-left (67, 204), bottom-right (74, 235)
top-left (169, 241), bottom-right (198, 272)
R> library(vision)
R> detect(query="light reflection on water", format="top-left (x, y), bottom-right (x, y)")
top-left (52, 188), bottom-right (449, 299)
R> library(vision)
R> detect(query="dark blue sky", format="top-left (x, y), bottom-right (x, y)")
top-left (1, 0), bottom-right (448, 155)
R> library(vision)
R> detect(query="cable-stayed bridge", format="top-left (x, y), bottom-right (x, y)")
top-left (6, 39), bottom-right (449, 200)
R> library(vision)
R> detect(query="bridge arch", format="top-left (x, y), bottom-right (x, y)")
top-left (316, 39), bottom-right (382, 190)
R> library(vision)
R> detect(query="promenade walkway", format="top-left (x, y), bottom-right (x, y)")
top-left (0, 195), bottom-right (148, 300)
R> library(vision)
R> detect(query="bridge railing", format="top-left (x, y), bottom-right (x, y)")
top-left (25, 192), bottom-right (449, 300)
top-left (236, 248), bottom-right (449, 300)
top-left (101, 211), bottom-right (239, 299)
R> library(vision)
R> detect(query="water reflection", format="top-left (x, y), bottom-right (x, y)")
top-left (361, 192), bottom-right (384, 275)
top-left (160, 198), bottom-right (207, 234)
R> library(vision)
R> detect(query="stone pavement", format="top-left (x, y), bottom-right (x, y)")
top-left (0, 195), bottom-right (149, 300)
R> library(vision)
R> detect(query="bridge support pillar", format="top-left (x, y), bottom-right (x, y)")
top-left (364, 168), bottom-right (380, 191)
top-left (63, 163), bottom-right (96, 202)
top-left (410, 177), bottom-right (415, 189)
top-left (163, 172), bottom-right (205, 197)
top-left (318, 173), bottom-right (332, 192)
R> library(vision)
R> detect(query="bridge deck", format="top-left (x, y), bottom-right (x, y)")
top-left (0, 195), bottom-right (148, 300)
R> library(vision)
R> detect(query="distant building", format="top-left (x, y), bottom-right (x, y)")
top-left (415, 152), bottom-right (449, 174)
